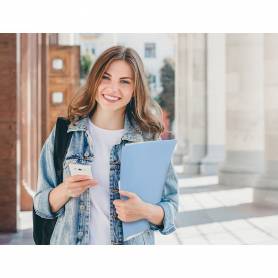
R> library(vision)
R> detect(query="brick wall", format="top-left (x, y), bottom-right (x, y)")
top-left (0, 34), bottom-right (17, 232)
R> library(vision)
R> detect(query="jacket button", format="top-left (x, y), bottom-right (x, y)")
top-left (80, 204), bottom-right (85, 210)
top-left (84, 151), bottom-right (90, 158)
top-left (77, 231), bottom-right (84, 238)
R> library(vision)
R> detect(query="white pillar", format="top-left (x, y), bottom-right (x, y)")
top-left (254, 34), bottom-right (278, 206)
top-left (219, 34), bottom-right (265, 187)
top-left (200, 33), bottom-right (226, 175)
top-left (174, 34), bottom-right (192, 164)
top-left (183, 34), bottom-right (207, 175)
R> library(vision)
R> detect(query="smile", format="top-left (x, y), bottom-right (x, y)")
top-left (102, 94), bottom-right (121, 102)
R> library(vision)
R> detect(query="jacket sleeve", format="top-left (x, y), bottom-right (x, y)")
top-left (33, 124), bottom-right (65, 219)
top-left (149, 161), bottom-right (179, 235)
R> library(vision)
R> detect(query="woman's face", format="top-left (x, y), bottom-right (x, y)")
top-left (96, 60), bottom-right (135, 113)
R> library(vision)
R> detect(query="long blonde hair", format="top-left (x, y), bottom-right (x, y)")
top-left (68, 45), bottom-right (164, 136)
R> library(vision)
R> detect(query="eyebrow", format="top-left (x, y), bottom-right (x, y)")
top-left (104, 72), bottom-right (133, 80)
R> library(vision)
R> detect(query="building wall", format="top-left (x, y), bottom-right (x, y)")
top-left (0, 34), bottom-right (17, 232)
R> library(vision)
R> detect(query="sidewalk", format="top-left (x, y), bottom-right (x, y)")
top-left (1, 174), bottom-right (278, 245)
top-left (156, 175), bottom-right (278, 244)
top-left (0, 211), bottom-right (33, 245)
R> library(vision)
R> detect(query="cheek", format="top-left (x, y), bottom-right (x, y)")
top-left (97, 84), bottom-right (103, 93)
top-left (122, 88), bottom-right (133, 103)
top-left (96, 85), bottom-right (105, 99)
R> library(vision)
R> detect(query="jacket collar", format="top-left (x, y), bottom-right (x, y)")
top-left (67, 114), bottom-right (144, 143)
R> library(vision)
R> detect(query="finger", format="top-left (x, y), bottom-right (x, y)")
top-left (69, 179), bottom-right (97, 190)
top-left (113, 200), bottom-right (124, 207)
top-left (116, 208), bottom-right (124, 217)
top-left (119, 190), bottom-right (136, 198)
top-left (78, 179), bottom-right (98, 187)
top-left (69, 180), bottom-right (95, 188)
top-left (115, 207), bottom-right (123, 214)
top-left (113, 204), bottom-right (123, 210)
top-left (117, 214), bottom-right (127, 222)
top-left (84, 179), bottom-right (98, 188)
top-left (69, 175), bottom-right (93, 182)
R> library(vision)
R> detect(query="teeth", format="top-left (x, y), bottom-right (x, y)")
top-left (103, 94), bottom-right (120, 101)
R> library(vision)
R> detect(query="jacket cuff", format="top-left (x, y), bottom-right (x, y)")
top-left (33, 188), bottom-right (65, 219)
top-left (149, 202), bottom-right (176, 235)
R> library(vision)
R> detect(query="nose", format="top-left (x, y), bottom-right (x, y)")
top-left (110, 82), bottom-right (119, 93)
top-left (106, 80), bottom-right (120, 94)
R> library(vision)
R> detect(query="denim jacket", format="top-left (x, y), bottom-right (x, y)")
top-left (33, 114), bottom-right (179, 245)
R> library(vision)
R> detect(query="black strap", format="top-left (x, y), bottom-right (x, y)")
top-left (54, 117), bottom-right (73, 184)
top-left (33, 117), bottom-right (72, 245)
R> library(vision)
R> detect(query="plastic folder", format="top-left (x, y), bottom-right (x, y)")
top-left (119, 139), bottom-right (177, 241)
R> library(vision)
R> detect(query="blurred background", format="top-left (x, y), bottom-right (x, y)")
top-left (1, 33), bottom-right (278, 244)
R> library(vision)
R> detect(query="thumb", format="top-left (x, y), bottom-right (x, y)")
top-left (119, 190), bottom-right (136, 199)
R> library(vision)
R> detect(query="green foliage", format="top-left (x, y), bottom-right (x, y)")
top-left (80, 54), bottom-right (93, 79)
top-left (157, 58), bottom-right (175, 123)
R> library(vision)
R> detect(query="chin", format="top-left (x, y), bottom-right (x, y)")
top-left (100, 103), bottom-right (126, 112)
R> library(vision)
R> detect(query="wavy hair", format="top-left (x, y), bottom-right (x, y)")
top-left (68, 45), bottom-right (164, 136)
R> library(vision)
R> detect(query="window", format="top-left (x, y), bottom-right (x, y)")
top-left (52, 58), bottom-right (64, 70)
top-left (51, 91), bottom-right (64, 104)
top-left (145, 43), bottom-right (156, 58)
top-left (91, 48), bottom-right (95, 55)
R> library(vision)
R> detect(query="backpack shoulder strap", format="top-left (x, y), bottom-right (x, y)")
top-left (53, 117), bottom-right (73, 185)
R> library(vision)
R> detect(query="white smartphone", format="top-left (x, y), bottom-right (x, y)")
top-left (68, 163), bottom-right (93, 178)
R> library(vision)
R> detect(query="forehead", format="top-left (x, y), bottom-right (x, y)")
top-left (106, 60), bottom-right (133, 77)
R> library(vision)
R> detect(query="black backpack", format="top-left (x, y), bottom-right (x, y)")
top-left (32, 117), bottom-right (73, 245)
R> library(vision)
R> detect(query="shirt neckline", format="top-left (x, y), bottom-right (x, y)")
top-left (89, 118), bottom-right (125, 134)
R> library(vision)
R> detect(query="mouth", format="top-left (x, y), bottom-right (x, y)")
top-left (102, 94), bottom-right (121, 103)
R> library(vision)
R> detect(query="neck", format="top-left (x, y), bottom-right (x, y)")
top-left (91, 107), bottom-right (125, 130)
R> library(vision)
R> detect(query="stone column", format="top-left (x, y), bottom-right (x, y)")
top-left (183, 34), bottom-right (207, 175)
top-left (200, 34), bottom-right (226, 175)
top-left (254, 34), bottom-right (278, 207)
top-left (219, 34), bottom-right (264, 187)
top-left (173, 33), bottom-right (192, 164)
top-left (19, 34), bottom-right (49, 211)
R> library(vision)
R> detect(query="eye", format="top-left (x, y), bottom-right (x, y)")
top-left (121, 80), bottom-right (130, 84)
top-left (102, 75), bottom-right (110, 80)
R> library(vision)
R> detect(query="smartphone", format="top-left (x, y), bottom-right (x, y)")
top-left (68, 163), bottom-right (93, 178)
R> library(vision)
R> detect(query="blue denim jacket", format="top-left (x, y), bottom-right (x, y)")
top-left (33, 115), bottom-right (179, 245)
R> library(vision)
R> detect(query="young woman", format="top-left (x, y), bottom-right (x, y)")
top-left (33, 45), bottom-right (179, 245)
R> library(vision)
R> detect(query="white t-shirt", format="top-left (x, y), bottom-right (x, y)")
top-left (88, 119), bottom-right (125, 245)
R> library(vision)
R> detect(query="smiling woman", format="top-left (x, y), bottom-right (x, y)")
top-left (33, 46), bottom-right (179, 245)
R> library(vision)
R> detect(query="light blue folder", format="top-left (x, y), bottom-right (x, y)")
top-left (119, 139), bottom-right (177, 241)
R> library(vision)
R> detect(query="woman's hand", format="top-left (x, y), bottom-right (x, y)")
top-left (113, 190), bottom-right (147, 222)
top-left (113, 190), bottom-right (165, 226)
top-left (49, 175), bottom-right (98, 214)
top-left (62, 174), bottom-right (98, 198)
